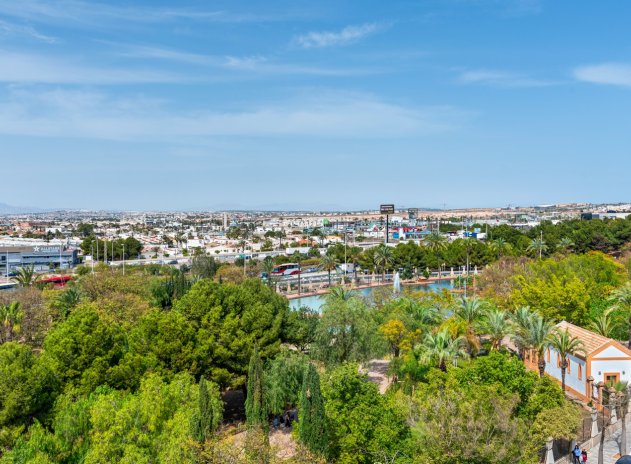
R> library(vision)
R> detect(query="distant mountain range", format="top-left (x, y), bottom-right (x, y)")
top-left (0, 203), bottom-right (50, 215)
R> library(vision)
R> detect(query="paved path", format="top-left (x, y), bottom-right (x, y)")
top-left (586, 420), bottom-right (630, 464)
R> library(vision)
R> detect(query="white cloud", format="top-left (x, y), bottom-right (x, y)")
top-left (0, 19), bottom-right (57, 43)
top-left (574, 63), bottom-right (631, 88)
top-left (294, 23), bottom-right (381, 49)
top-left (0, 50), bottom-right (183, 84)
top-left (109, 44), bottom-right (377, 77)
top-left (0, 0), bottom-right (285, 27)
top-left (458, 69), bottom-right (554, 87)
top-left (0, 88), bottom-right (465, 140)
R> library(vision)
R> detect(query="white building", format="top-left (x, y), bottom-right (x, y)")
top-left (525, 321), bottom-right (631, 403)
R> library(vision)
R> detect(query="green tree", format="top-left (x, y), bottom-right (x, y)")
top-left (298, 363), bottom-right (328, 457)
top-left (53, 286), bottom-right (82, 319)
top-left (11, 266), bottom-right (40, 287)
top-left (454, 296), bottom-right (486, 354)
top-left (245, 346), bottom-right (267, 429)
top-left (43, 305), bottom-right (127, 393)
top-left (322, 363), bottom-right (412, 464)
top-left (609, 282), bottom-right (631, 346)
top-left (490, 237), bottom-right (512, 257)
top-left (424, 231), bottom-right (448, 252)
top-left (0, 301), bottom-right (23, 343)
top-left (373, 244), bottom-right (394, 281)
top-left (548, 328), bottom-right (585, 393)
top-left (284, 306), bottom-right (319, 353)
top-left (527, 237), bottom-right (548, 259)
top-left (314, 297), bottom-right (382, 367)
top-left (194, 377), bottom-right (223, 443)
top-left (174, 279), bottom-right (288, 388)
top-left (588, 307), bottom-right (619, 338)
top-left (479, 308), bottom-right (513, 350)
top-left (191, 254), bottom-right (219, 280)
top-left (319, 254), bottom-right (337, 287)
top-left (0, 343), bottom-right (59, 433)
top-left (265, 348), bottom-right (308, 415)
top-left (513, 314), bottom-right (554, 377)
top-left (417, 329), bottom-right (468, 371)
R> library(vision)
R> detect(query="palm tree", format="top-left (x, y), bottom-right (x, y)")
top-left (527, 237), bottom-right (548, 259)
top-left (609, 283), bottom-right (631, 347)
top-left (513, 314), bottom-right (554, 377)
top-left (346, 246), bottom-right (362, 282)
top-left (55, 286), bottom-right (81, 319)
top-left (479, 309), bottom-right (513, 350)
top-left (490, 238), bottom-right (512, 257)
top-left (373, 244), bottom-right (394, 281)
top-left (11, 266), bottom-right (40, 287)
top-left (424, 232), bottom-right (448, 252)
top-left (327, 286), bottom-right (356, 302)
top-left (549, 328), bottom-right (585, 393)
top-left (588, 307), bottom-right (619, 338)
top-left (512, 306), bottom-right (536, 359)
top-left (556, 237), bottom-right (575, 254)
top-left (320, 254), bottom-right (337, 287)
top-left (417, 329), bottom-right (468, 371)
top-left (0, 301), bottom-right (23, 342)
top-left (454, 296), bottom-right (486, 354)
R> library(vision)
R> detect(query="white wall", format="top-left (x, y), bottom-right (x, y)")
top-left (590, 359), bottom-right (631, 385)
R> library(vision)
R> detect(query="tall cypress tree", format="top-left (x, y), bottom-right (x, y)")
top-left (195, 376), bottom-right (215, 443)
top-left (245, 346), bottom-right (267, 428)
top-left (298, 363), bottom-right (328, 456)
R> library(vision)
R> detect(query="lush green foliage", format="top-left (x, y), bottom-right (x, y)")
top-left (298, 363), bottom-right (329, 457)
top-left (322, 363), bottom-right (412, 464)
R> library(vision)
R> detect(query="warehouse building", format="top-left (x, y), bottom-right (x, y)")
top-left (0, 245), bottom-right (78, 275)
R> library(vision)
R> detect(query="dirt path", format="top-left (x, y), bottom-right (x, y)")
top-left (364, 359), bottom-right (391, 394)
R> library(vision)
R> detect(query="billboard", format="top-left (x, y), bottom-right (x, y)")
top-left (380, 204), bottom-right (395, 214)
top-left (408, 208), bottom-right (418, 220)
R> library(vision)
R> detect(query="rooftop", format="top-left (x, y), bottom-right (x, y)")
top-left (556, 320), bottom-right (626, 358)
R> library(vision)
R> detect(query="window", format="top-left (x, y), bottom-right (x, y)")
top-left (567, 358), bottom-right (571, 374)
top-left (547, 349), bottom-right (550, 362)
top-left (557, 354), bottom-right (561, 368)
top-left (578, 364), bottom-right (582, 380)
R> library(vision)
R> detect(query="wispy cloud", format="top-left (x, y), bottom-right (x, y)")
top-left (110, 43), bottom-right (378, 77)
top-left (0, 50), bottom-right (183, 84)
top-left (294, 23), bottom-right (382, 49)
top-left (0, 19), bottom-right (57, 43)
top-left (0, 0), bottom-right (283, 27)
top-left (0, 88), bottom-right (465, 140)
top-left (458, 69), bottom-right (554, 87)
top-left (574, 63), bottom-right (631, 88)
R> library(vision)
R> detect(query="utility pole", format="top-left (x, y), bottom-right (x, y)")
top-left (122, 243), bottom-right (125, 276)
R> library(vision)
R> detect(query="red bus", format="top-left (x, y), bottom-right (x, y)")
top-left (271, 263), bottom-right (301, 276)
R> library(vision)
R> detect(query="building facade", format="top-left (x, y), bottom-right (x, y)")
top-left (525, 321), bottom-right (631, 404)
top-left (0, 245), bottom-right (78, 274)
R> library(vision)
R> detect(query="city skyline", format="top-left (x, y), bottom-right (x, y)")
top-left (1, 0), bottom-right (631, 210)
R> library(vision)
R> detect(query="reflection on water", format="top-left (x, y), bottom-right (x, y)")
top-left (288, 281), bottom-right (454, 312)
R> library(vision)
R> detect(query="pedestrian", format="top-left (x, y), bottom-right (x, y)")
top-left (272, 415), bottom-right (279, 431)
top-left (581, 449), bottom-right (587, 463)
top-left (284, 412), bottom-right (290, 428)
top-left (572, 445), bottom-right (581, 464)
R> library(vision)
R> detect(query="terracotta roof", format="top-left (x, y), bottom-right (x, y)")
top-left (555, 320), bottom-right (622, 358)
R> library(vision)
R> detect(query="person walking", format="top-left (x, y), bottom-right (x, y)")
top-left (572, 445), bottom-right (581, 464)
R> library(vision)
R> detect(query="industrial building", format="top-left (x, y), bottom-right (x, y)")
top-left (0, 245), bottom-right (78, 275)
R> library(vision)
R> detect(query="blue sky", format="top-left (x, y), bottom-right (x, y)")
top-left (1, 0), bottom-right (630, 211)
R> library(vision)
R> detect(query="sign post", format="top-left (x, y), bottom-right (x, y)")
top-left (380, 204), bottom-right (395, 244)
